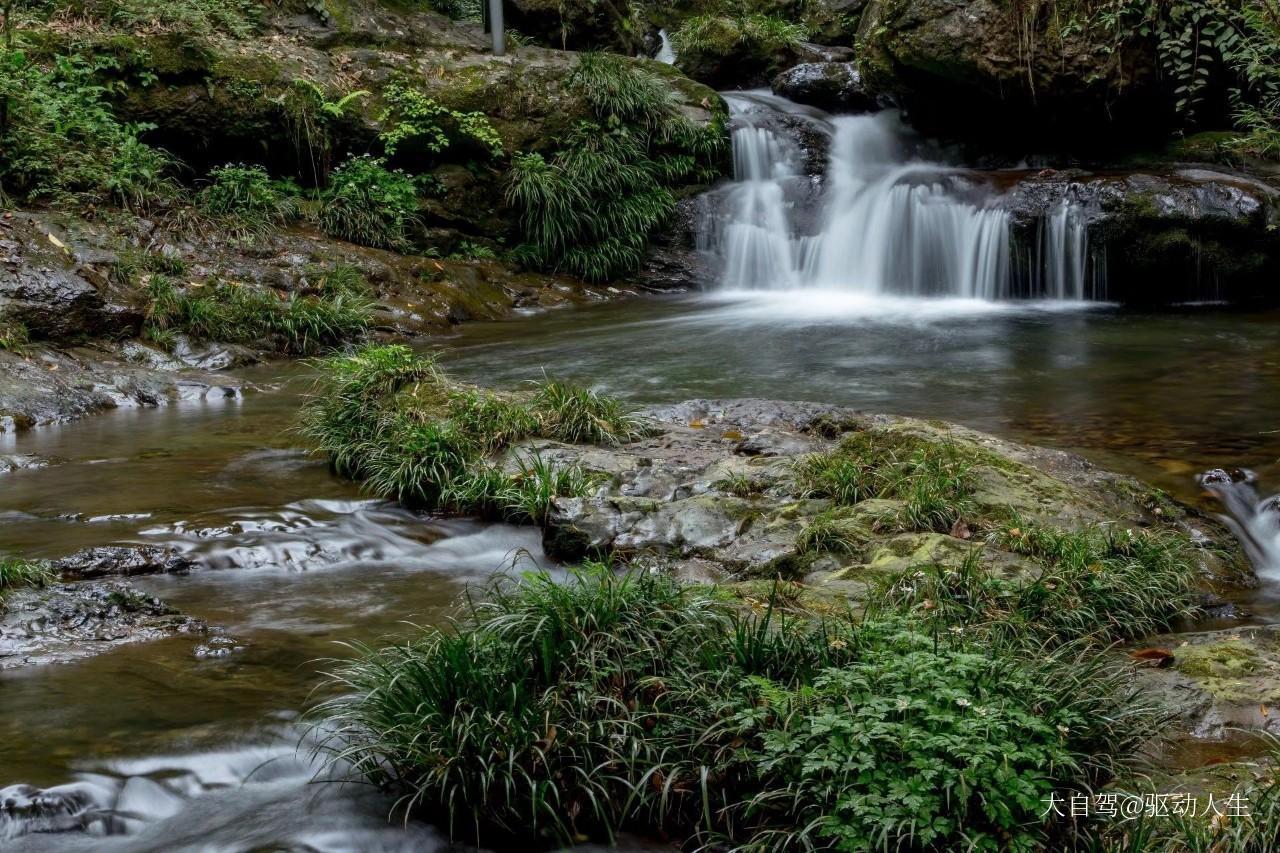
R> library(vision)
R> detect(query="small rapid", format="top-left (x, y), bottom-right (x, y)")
top-left (708, 92), bottom-right (1101, 300)
top-left (1199, 469), bottom-right (1280, 580)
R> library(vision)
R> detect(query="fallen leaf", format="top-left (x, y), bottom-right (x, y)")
top-left (950, 520), bottom-right (971, 540)
top-left (1128, 648), bottom-right (1175, 668)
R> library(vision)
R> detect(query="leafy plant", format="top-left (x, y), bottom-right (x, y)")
top-left (505, 53), bottom-right (726, 282)
top-left (0, 50), bottom-right (174, 208)
top-left (672, 12), bottom-right (809, 60)
top-left (378, 80), bottom-right (503, 160)
top-left (315, 567), bottom-right (1155, 850)
top-left (318, 156), bottom-right (421, 250)
top-left (198, 163), bottom-right (298, 244)
top-left (277, 79), bottom-right (370, 183)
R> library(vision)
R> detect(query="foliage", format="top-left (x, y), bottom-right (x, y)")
top-left (297, 345), bottom-right (644, 516)
top-left (277, 79), bottom-right (370, 183)
top-left (424, 0), bottom-right (482, 21)
top-left (54, 0), bottom-right (260, 36)
top-left (792, 430), bottom-right (975, 533)
top-left (318, 156), bottom-right (421, 250)
top-left (198, 163), bottom-right (298, 244)
top-left (876, 521), bottom-right (1201, 644)
top-left (795, 507), bottom-right (861, 555)
top-left (0, 50), bottom-right (174, 208)
top-left (672, 11), bottom-right (809, 59)
top-left (142, 271), bottom-right (374, 355)
top-left (0, 315), bottom-right (28, 351)
top-left (505, 53), bottom-right (726, 282)
top-left (446, 240), bottom-right (498, 261)
top-left (316, 566), bottom-right (1154, 850)
top-left (378, 80), bottom-right (503, 160)
top-left (0, 556), bottom-right (54, 604)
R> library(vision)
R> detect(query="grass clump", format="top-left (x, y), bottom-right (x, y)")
top-left (0, 316), bottom-right (29, 352)
top-left (316, 566), bottom-right (1155, 851)
top-left (143, 272), bottom-right (374, 355)
top-left (318, 155), bottom-right (421, 250)
top-left (672, 12), bottom-right (809, 60)
top-left (0, 557), bottom-right (55, 605)
top-left (878, 521), bottom-right (1201, 645)
top-left (795, 507), bottom-right (862, 556)
top-left (793, 430), bottom-right (975, 533)
top-left (51, 0), bottom-right (260, 36)
top-left (298, 345), bottom-right (644, 517)
top-left (506, 52), bottom-right (726, 282)
top-left (197, 163), bottom-right (298, 244)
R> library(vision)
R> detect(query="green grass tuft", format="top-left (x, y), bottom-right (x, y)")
top-left (0, 557), bottom-right (55, 605)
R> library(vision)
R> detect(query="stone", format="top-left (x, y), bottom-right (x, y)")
top-left (772, 62), bottom-right (879, 113)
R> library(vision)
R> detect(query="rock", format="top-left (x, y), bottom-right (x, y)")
top-left (522, 399), bottom-right (1248, 592)
top-left (1134, 625), bottom-right (1280, 739)
top-left (857, 0), bottom-right (1166, 149)
top-left (52, 546), bottom-right (195, 580)
top-left (0, 581), bottom-right (205, 670)
top-left (0, 454), bottom-right (63, 475)
top-left (772, 62), bottom-right (878, 113)
top-left (1002, 169), bottom-right (1280, 304)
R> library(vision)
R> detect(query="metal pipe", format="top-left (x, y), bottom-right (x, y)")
top-left (489, 0), bottom-right (505, 56)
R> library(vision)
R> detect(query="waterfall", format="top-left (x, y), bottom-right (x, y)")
top-left (709, 93), bottom-right (1101, 300)
top-left (1199, 469), bottom-right (1280, 581)
top-left (655, 29), bottom-right (676, 64)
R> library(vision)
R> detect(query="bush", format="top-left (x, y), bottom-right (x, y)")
top-left (198, 163), bottom-right (298, 242)
top-left (143, 271), bottom-right (374, 355)
top-left (378, 80), bottom-right (503, 160)
top-left (318, 156), bottom-right (421, 250)
top-left (505, 53), bottom-right (726, 282)
top-left (672, 12), bottom-right (809, 60)
top-left (298, 345), bottom-right (645, 515)
top-left (0, 50), bottom-right (175, 208)
top-left (316, 567), bottom-right (1154, 850)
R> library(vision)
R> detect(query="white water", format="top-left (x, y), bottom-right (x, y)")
top-left (655, 29), bottom-right (676, 64)
top-left (1199, 469), bottom-right (1280, 581)
top-left (712, 93), bottom-right (1098, 301)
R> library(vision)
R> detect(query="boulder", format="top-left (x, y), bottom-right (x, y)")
top-left (772, 62), bottom-right (878, 113)
top-left (52, 546), bottom-right (195, 580)
top-left (857, 0), bottom-right (1166, 149)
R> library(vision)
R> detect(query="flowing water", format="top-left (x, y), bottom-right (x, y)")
top-left (709, 93), bottom-right (1100, 298)
top-left (3, 91), bottom-right (1280, 850)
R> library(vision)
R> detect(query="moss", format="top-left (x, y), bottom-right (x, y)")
top-left (1178, 639), bottom-right (1261, 680)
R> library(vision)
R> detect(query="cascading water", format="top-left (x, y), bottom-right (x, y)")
top-left (655, 29), bottom-right (676, 64)
top-left (710, 92), bottom-right (1100, 300)
top-left (1199, 468), bottom-right (1280, 580)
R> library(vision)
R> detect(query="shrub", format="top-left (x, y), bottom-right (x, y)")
top-left (0, 50), bottom-right (175, 208)
top-left (378, 80), bottom-right (503, 160)
top-left (505, 53), bottom-right (726, 282)
top-left (197, 163), bottom-right (298, 244)
top-left (318, 156), bottom-right (421, 250)
top-left (316, 567), bottom-right (1154, 850)
top-left (298, 345), bottom-right (644, 515)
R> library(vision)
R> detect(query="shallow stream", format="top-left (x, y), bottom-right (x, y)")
top-left (2, 295), bottom-right (1279, 849)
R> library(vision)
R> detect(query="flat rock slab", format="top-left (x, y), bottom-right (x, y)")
top-left (529, 399), bottom-right (1246, 597)
top-left (0, 582), bottom-right (204, 670)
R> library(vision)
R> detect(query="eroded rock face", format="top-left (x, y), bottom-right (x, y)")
top-left (772, 62), bottom-right (878, 113)
top-left (507, 399), bottom-right (1246, 600)
top-left (857, 0), bottom-right (1165, 148)
top-left (0, 582), bottom-right (205, 670)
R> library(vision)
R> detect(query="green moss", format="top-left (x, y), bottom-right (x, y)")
top-left (1178, 639), bottom-right (1262, 680)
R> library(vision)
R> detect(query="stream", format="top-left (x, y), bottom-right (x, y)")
top-left (1, 296), bottom-right (1279, 850)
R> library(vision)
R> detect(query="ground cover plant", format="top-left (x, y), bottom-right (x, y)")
top-left (298, 344), bottom-right (647, 520)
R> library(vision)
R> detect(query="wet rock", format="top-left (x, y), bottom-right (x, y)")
top-left (0, 454), bottom-right (63, 474)
top-left (1134, 625), bottom-right (1280, 739)
top-left (523, 399), bottom-right (1246, 590)
top-left (52, 546), bottom-right (195, 580)
top-left (772, 63), bottom-right (879, 113)
top-left (857, 0), bottom-right (1168, 149)
top-left (0, 345), bottom-right (245, 429)
top-left (0, 781), bottom-right (116, 838)
top-left (0, 581), bottom-right (205, 670)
